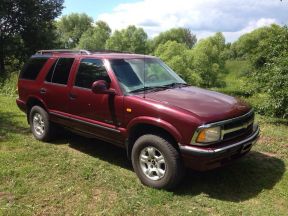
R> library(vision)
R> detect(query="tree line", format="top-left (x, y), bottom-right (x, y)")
top-left (1, 1), bottom-right (287, 118)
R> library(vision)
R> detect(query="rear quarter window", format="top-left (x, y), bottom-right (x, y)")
top-left (45, 58), bottom-right (74, 85)
top-left (20, 57), bottom-right (49, 80)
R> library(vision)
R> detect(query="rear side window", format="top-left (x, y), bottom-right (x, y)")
top-left (45, 58), bottom-right (74, 85)
top-left (20, 58), bottom-right (48, 80)
top-left (75, 58), bottom-right (110, 89)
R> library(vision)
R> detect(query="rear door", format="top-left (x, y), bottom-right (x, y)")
top-left (41, 57), bottom-right (75, 114)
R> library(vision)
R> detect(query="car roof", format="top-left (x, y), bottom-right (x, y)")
top-left (32, 49), bottom-right (156, 59)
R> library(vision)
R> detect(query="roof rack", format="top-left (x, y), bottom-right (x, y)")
top-left (88, 49), bottom-right (134, 54)
top-left (36, 49), bottom-right (91, 55)
top-left (36, 49), bottom-right (137, 56)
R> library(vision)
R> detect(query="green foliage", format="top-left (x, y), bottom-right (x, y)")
top-left (56, 13), bottom-right (93, 48)
top-left (0, 72), bottom-right (18, 96)
top-left (105, 25), bottom-right (148, 53)
top-left (231, 24), bottom-right (282, 59)
top-left (217, 60), bottom-right (254, 97)
top-left (0, 0), bottom-right (64, 77)
top-left (251, 32), bottom-right (288, 118)
top-left (151, 27), bottom-right (197, 51)
top-left (78, 21), bottom-right (111, 50)
top-left (190, 32), bottom-right (226, 87)
top-left (154, 32), bottom-right (227, 88)
top-left (231, 24), bottom-right (288, 118)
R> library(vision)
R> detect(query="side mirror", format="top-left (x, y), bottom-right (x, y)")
top-left (91, 80), bottom-right (115, 95)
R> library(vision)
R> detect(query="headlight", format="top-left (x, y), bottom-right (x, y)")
top-left (196, 126), bottom-right (221, 143)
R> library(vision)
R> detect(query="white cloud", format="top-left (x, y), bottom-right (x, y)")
top-left (222, 18), bottom-right (278, 42)
top-left (97, 0), bottom-right (288, 42)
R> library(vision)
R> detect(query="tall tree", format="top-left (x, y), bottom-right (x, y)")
top-left (78, 21), bottom-right (111, 50)
top-left (0, 0), bottom-right (64, 77)
top-left (151, 27), bottom-right (197, 51)
top-left (230, 24), bottom-right (282, 59)
top-left (191, 32), bottom-right (226, 87)
top-left (56, 13), bottom-right (93, 48)
top-left (105, 25), bottom-right (148, 53)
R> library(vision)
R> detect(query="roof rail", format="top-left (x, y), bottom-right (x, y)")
top-left (88, 49), bottom-right (134, 54)
top-left (36, 49), bottom-right (91, 55)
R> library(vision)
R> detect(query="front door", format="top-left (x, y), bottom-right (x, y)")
top-left (67, 58), bottom-right (124, 144)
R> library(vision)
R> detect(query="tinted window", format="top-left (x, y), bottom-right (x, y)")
top-left (20, 58), bottom-right (48, 80)
top-left (45, 60), bottom-right (57, 82)
top-left (75, 59), bottom-right (110, 89)
top-left (46, 58), bottom-right (74, 85)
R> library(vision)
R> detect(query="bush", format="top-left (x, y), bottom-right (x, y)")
top-left (255, 57), bottom-right (288, 118)
top-left (0, 73), bottom-right (18, 96)
top-left (250, 26), bottom-right (288, 118)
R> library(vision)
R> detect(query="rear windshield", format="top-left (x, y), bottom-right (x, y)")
top-left (20, 57), bottom-right (49, 80)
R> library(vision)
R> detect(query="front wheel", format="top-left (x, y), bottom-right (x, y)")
top-left (29, 106), bottom-right (53, 142)
top-left (131, 134), bottom-right (184, 189)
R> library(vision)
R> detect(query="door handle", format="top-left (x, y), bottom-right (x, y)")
top-left (69, 93), bottom-right (77, 100)
top-left (40, 88), bottom-right (47, 94)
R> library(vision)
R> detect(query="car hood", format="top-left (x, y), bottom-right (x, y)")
top-left (144, 86), bottom-right (251, 123)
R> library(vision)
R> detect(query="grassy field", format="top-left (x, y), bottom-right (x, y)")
top-left (214, 60), bottom-right (253, 97)
top-left (0, 94), bottom-right (288, 215)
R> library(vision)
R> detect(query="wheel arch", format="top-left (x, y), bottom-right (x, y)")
top-left (126, 117), bottom-right (182, 159)
top-left (26, 96), bottom-right (48, 124)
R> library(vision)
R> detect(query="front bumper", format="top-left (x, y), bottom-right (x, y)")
top-left (179, 125), bottom-right (260, 170)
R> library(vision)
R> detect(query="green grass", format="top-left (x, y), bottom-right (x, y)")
top-left (214, 60), bottom-right (254, 97)
top-left (0, 95), bottom-right (288, 215)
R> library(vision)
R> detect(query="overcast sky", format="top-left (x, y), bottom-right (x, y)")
top-left (63, 0), bottom-right (288, 42)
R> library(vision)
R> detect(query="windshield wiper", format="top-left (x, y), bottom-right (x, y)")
top-left (164, 83), bottom-right (189, 88)
top-left (129, 86), bottom-right (170, 93)
top-left (130, 83), bottom-right (189, 93)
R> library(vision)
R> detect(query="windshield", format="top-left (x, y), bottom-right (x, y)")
top-left (109, 58), bottom-right (186, 93)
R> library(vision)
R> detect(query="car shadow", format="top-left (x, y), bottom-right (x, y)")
top-left (0, 111), bottom-right (30, 142)
top-left (52, 130), bottom-right (132, 170)
top-left (173, 151), bottom-right (285, 202)
top-left (52, 131), bottom-right (285, 202)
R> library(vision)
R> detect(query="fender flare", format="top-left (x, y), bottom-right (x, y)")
top-left (127, 116), bottom-right (182, 143)
top-left (26, 95), bottom-right (49, 112)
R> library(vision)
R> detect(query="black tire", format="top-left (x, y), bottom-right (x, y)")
top-left (131, 134), bottom-right (184, 189)
top-left (29, 106), bottom-right (53, 142)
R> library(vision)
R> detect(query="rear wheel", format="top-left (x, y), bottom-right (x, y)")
top-left (29, 106), bottom-right (53, 142)
top-left (132, 134), bottom-right (184, 189)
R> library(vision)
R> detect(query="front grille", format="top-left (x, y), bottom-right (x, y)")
top-left (221, 111), bottom-right (254, 141)
top-left (191, 109), bottom-right (255, 146)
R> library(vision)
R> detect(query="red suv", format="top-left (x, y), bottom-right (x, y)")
top-left (16, 50), bottom-right (259, 189)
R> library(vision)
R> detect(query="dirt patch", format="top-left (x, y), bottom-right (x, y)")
top-left (260, 152), bottom-right (278, 158)
top-left (0, 192), bottom-right (15, 204)
top-left (258, 135), bottom-right (286, 144)
top-left (83, 187), bottom-right (118, 214)
top-left (92, 187), bottom-right (117, 204)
